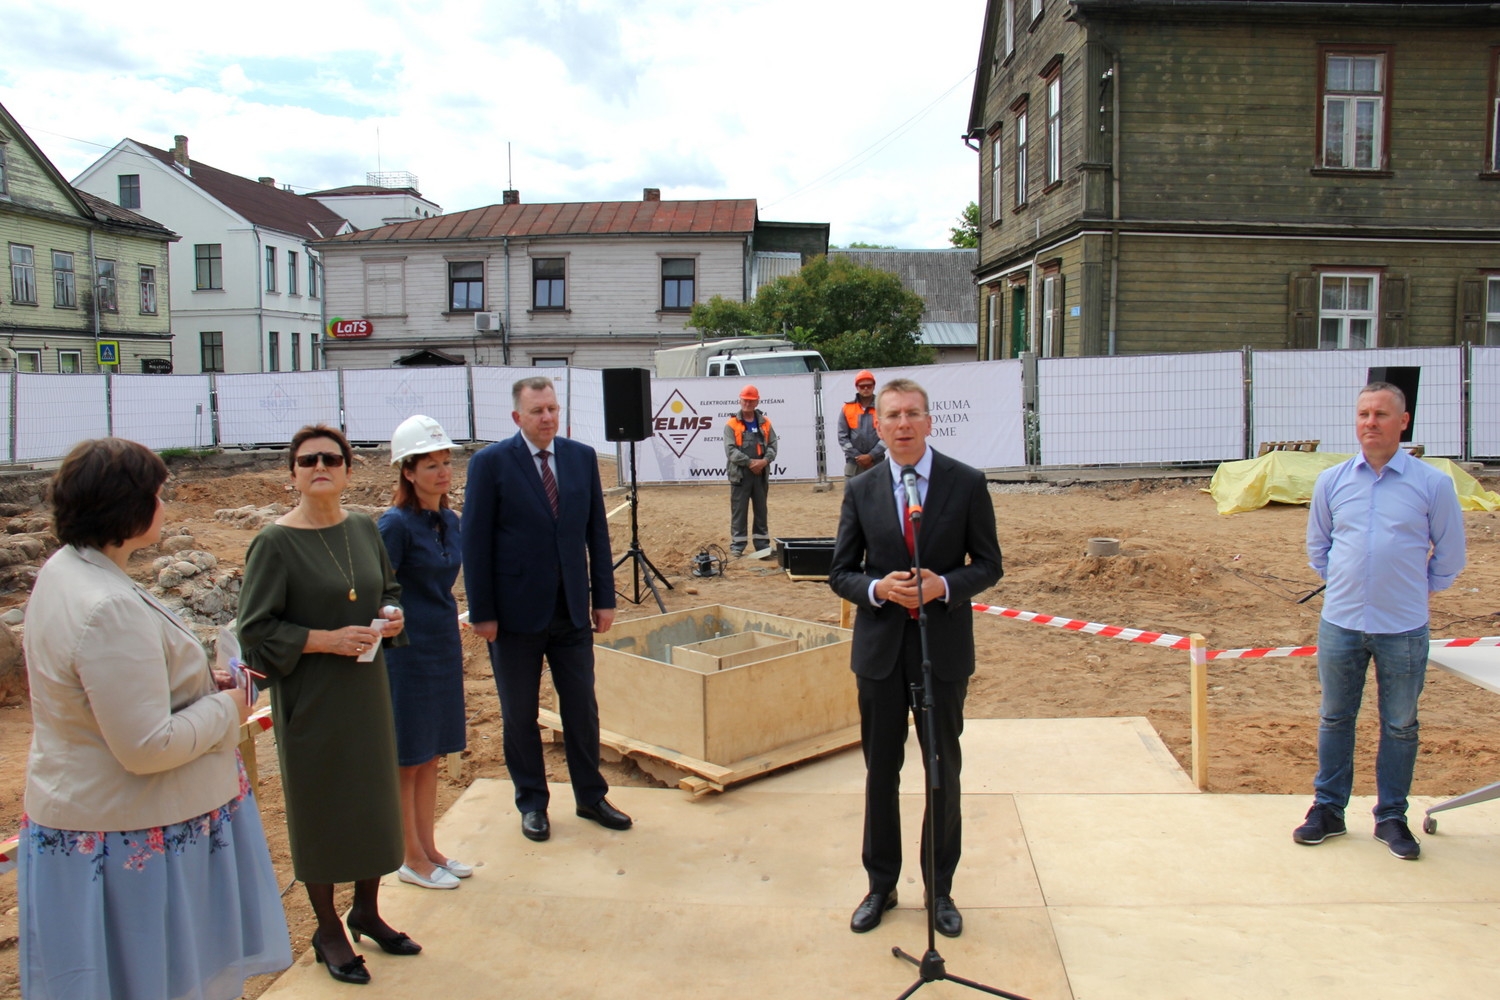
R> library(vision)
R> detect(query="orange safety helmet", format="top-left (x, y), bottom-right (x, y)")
top-left (855, 370), bottom-right (876, 387)
top-left (739, 384), bottom-right (760, 401)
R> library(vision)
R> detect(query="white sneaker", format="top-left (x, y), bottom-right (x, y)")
top-left (398, 864), bottom-right (459, 889)
top-left (440, 858), bottom-right (473, 878)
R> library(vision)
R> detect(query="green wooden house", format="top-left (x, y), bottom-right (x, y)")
top-left (966, 0), bottom-right (1500, 359)
top-left (1, 101), bottom-right (176, 373)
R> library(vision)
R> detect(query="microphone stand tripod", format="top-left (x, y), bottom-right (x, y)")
top-left (890, 501), bottom-right (1032, 1000)
top-left (612, 440), bottom-right (670, 613)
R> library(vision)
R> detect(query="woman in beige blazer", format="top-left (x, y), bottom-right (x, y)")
top-left (19, 438), bottom-right (291, 1000)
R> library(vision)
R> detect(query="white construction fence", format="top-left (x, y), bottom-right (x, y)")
top-left (2, 346), bottom-right (1496, 478)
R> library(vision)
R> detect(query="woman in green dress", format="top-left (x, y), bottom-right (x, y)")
top-left (238, 424), bottom-right (415, 986)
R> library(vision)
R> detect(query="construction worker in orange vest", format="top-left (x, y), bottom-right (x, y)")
top-left (838, 369), bottom-right (885, 486)
top-left (724, 384), bottom-right (778, 556)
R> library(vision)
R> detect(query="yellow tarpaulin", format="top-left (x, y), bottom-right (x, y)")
top-left (1206, 451), bottom-right (1500, 515)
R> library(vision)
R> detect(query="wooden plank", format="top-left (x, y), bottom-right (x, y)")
top-left (539, 709), bottom-right (861, 792)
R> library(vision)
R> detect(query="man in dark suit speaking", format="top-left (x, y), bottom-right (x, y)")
top-left (828, 377), bottom-right (1002, 938)
top-left (462, 375), bottom-right (631, 842)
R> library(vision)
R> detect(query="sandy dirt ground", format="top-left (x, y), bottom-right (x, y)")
top-left (2, 450), bottom-right (1499, 998)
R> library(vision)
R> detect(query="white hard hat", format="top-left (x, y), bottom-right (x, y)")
top-left (391, 414), bottom-right (457, 465)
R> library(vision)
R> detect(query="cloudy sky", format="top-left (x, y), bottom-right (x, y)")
top-left (2, 0), bottom-right (987, 247)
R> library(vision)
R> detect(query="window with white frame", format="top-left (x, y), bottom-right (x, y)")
top-left (1041, 272), bottom-right (1058, 355)
top-left (1318, 273), bottom-right (1379, 349)
top-left (195, 244), bottom-right (222, 290)
top-left (118, 175), bottom-right (140, 210)
top-left (1003, 0), bottom-right (1014, 56)
top-left (1487, 277), bottom-right (1500, 345)
top-left (987, 290), bottom-right (1001, 357)
top-left (308, 254), bottom-right (320, 297)
top-left (57, 350), bottom-right (80, 374)
top-left (265, 246), bottom-right (277, 292)
top-left (1489, 47), bottom-right (1500, 172)
top-left (1045, 71), bottom-right (1062, 187)
top-left (1031, 0), bottom-right (1043, 23)
top-left (10, 244), bottom-right (36, 304)
top-left (139, 265), bottom-right (157, 314)
top-left (96, 259), bottom-right (117, 312)
top-left (53, 251), bottom-right (75, 308)
top-left (288, 251), bottom-right (299, 295)
top-left (990, 133), bottom-right (1003, 221)
top-left (16, 350), bottom-right (40, 373)
top-left (1320, 49), bottom-right (1388, 170)
top-left (1015, 108), bottom-right (1029, 206)
top-left (310, 331), bottom-right (322, 369)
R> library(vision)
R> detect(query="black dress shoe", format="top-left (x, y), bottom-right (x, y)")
top-left (521, 810), bottom-right (550, 842)
top-left (347, 915), bottom-right (422, 955)
top-left (576, 797), bottom-right (632, 830)
top-left (312, 931), bottom-right (371, 985)
top-left (850, 890), bottom-right (897, 933)
top-left (932, 895), bottom-right (963, 938)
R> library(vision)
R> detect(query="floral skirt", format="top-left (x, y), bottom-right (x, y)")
top-left (19, 768), bottom-right (292, 1000)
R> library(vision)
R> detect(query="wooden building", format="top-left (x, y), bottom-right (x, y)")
top-left (1, 102), bottom-right (175, 374)
top-left (966, 0), bottom-right (1500, 359)
top-left (315, 188), bottom-right (828, 370)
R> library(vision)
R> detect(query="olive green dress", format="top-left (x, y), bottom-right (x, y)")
top-left (237, 513), bottom-right (406, 884)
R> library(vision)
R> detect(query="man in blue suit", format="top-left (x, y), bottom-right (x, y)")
top-left (462, 376), bottom-right (630, 842)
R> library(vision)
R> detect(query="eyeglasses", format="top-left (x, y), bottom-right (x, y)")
top-left (295, 452), bottom-right (346, 469)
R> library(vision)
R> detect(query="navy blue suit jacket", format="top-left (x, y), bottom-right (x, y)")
top-left (461, 432), bottom-right (615, 633)
top-left (827, 450), bottom-right (1002, 682)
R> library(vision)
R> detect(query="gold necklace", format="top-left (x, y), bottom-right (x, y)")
top-left (314, 521), bottom-right (358, 601)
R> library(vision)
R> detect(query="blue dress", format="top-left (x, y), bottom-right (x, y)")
top-left (378, 505), bottom-right (467, 766)
top-left (19, 762), bottom-right (292, 1000)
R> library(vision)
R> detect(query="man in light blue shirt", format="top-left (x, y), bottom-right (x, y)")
top-left (1294, 382), bottom-right (1466, 860)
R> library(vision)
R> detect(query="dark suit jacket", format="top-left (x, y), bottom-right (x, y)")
top-left (828, 450), bottom-right (1002, 682)
top-left (461, 432), bottom-right (615, 633)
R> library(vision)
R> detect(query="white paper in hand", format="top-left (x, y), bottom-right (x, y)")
top-left (357, 619), bottom-right (384, 662)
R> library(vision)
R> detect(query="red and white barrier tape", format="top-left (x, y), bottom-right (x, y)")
top-left (971, 603), bottom-right (1500, 661)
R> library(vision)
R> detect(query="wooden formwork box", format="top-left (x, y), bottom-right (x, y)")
top-left (539, 604), bottom-right (856, 794)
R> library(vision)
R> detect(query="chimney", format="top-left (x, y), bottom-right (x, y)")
top-left (172, 135), bottom-right (190, 171)
top-left (502, 189), bottom-right (520, 205)
top-left (643, 188), bottom-right (661, 202)
top-left (258, 177), bottom-right (276, 187)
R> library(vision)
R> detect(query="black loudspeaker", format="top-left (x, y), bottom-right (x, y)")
top-left (1367, 366), bottom-right (1419, 443)
top-left (602, 368), bottom-right (654, 442)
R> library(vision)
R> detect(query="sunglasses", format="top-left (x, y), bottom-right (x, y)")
top-left (295, 452), bottom-right (346, 469)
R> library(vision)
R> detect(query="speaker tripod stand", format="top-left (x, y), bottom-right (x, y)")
top-left (613, 440), bottom-right (671, 613)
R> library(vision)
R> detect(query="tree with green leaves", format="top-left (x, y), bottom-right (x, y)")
top-left (686, 255), bottom-right (931, 371)
top-left (949, 202), bottom-right (979, 248)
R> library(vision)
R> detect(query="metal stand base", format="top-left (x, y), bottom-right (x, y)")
top-left (613, 440), bottom-right (671, 614)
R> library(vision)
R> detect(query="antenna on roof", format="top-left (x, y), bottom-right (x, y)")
top-left (376, 125), bottom-right (382, 175)
top-left (507, 142), bottom-right (513, 191)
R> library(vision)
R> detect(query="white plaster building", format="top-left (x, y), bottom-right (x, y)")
top-left (308, 175), bottom-right (442, 232)
top-left (74, 137), bottom-right (352, 374)
top-left (315, 188), bottom-right (828, 370)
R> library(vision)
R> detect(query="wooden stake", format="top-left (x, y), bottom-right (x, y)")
top-left (1189, 633), bottom-right (1208, 791)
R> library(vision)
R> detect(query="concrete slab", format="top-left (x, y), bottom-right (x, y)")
top-left (260, 717), bottom-right (1500, 1000)
top-left (1018, 793), bottom-right (1500, 907)
top-left (757, 716), bottom-right (1196, 795)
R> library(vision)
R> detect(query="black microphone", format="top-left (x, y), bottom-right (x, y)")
top-left (900, 465), bottom-right (922, 522)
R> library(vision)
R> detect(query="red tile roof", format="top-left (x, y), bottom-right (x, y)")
top-left (320, 198), bottom-right (759, 244)
top-left (133, 141), bottom-right (351, 241)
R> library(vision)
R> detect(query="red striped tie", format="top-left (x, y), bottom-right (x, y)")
top-left (538, 449), bottom-right (560, 518)
top-left (903, 501), bottom-right (919, 619)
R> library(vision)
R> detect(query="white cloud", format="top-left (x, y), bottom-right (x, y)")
top-left (1, 0), bottom-right (987, 247)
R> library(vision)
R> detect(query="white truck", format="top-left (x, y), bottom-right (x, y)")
top-left (653, 338), bottom-right (828, 378)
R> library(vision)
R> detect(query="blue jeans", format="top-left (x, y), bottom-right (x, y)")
top-left (1313, 619), bottom-right (1429, 823)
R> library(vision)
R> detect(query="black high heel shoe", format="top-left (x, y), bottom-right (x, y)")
top-left (347, 914), bottom-right (423, 956)
top-left (312, 931), bottom-right (371, 985)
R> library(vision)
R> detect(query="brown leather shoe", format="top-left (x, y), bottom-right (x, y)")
top-left (850, 890), bottom-right (897, 933)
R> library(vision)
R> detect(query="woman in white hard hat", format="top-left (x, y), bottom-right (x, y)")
top-left (378, 415), bottom-right (470, 891)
